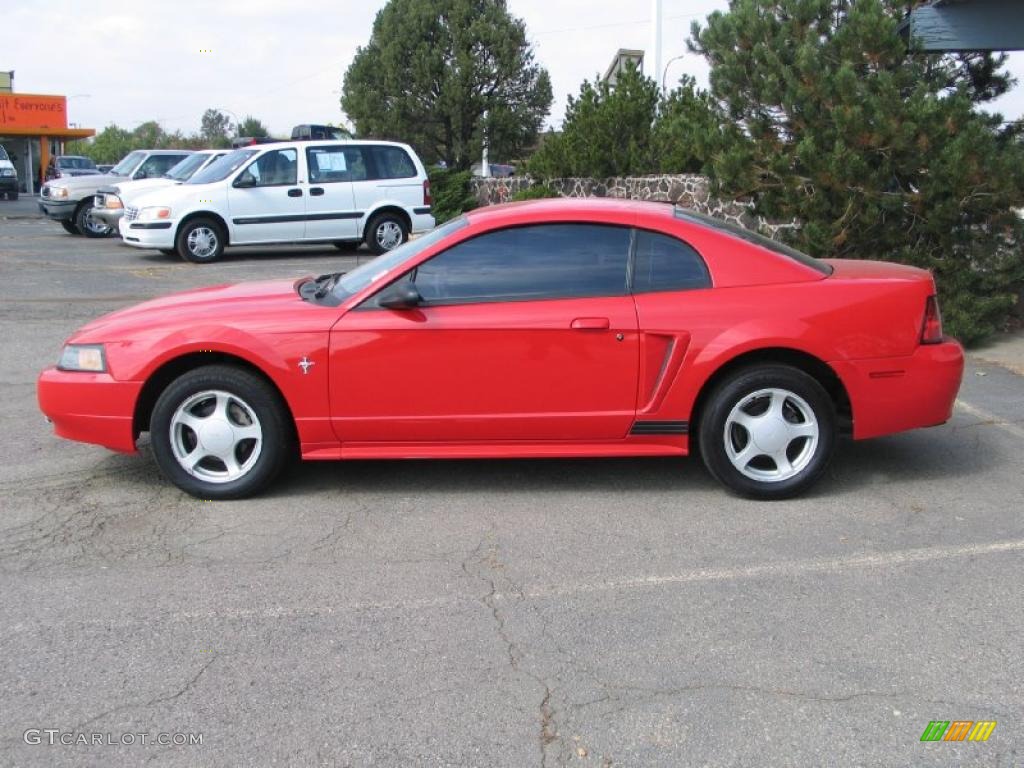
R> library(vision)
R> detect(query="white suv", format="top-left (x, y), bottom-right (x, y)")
top-left (120, 140), bottom-right (434, 262)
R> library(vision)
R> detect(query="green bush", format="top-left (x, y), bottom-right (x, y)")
top-left (510, 184), bottom-right (560, 201)
top-left (428, 168), bottom-right (477, 224)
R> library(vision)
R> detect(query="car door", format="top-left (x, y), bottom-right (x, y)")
top-left (329, 222), bottom-right (640, 443)
top-left (303, 144), bottom-right (359, 241)
top-left (226, 147), bottom-right (304, 244)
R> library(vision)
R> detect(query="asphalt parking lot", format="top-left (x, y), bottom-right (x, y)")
top-left (1, 206), bottom-right (1022, 767)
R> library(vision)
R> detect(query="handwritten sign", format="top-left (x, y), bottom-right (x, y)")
top-left (0, 94), bottom-right (68, 131)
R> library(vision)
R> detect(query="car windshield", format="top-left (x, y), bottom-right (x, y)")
top-left (59, 157), bottom-right (96, 170)
top-left (109, 151), bottom-right (146, 177)
top-left (0, 146), bottom-right (8, 161)
top-left (674, 207), bottom-right (833, 276)
top-left (332, 217), bottom-right (469, 301)
top-left (186, 149), bottom-right (258, 185)
top-left (165, 153), bottom-right (210, 181)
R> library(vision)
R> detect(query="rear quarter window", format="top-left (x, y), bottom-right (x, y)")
top-left (632, 230), bottom-right (711, 292)
top-left (369, 146), bottom-right (417, 179)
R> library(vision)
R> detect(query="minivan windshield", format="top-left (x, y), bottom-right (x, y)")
top-left (110, 151), bottom-right (146, 177)
top-left (165, 152), bottom-right (213, 181)
top-left (186, 149), bottom-right (258, 185)
top-left (332, 217), bottom-right (469, 301)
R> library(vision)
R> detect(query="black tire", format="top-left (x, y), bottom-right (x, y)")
top-left (74, 200), bottom-right (113, 238)
top-left (9, 190), bottom-right (18, 201)
top-left (159, 248), bottom-right (177, 256)
top-left (60, 220), bottom-right (80, 235)
top-left (150, 365), bottom-right (293, 500)
top-left (364, 211), bottom-right (409, 255)
top-left (333, 240), bottom-right (361, 252)
top-left (176, 217), bottom-right (225, 263)
top-left (698, 365), bottom-right (836, 500)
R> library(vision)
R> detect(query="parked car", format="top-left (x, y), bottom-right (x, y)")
top-left (96, 164), bottom-right (114, 174)
top-left (290, 124), bottom-right (352, 141)
top-left (38, 149), bottom-right (193, 237)
top-left (44, 155), bottom-right (100, 182)
top-left (471, 162), bottom-right (515, 178)
top-left (92, 150), bottom-right (228, 230)
top-left (38, 199), bottom-right (964, 501)
top-left (120, 139), bottom-right (433, 262)
top-left (0, 144), bottom-right (17, 200)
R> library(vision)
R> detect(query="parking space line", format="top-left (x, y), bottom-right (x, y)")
top-left (955, 399), bottom-right (1024, 439)
top-left (526, 539), bottom-right (1024, 600)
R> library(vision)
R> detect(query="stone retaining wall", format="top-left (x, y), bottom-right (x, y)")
top-left (471, 174), bottom-right (796, 238)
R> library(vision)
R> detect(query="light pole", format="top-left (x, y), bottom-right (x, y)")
top-left (661, 54), bottom-right (687, 91)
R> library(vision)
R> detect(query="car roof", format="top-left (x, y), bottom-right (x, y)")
top-left (243, 139), bottom-right (412, 151)
top-left (465, 197), bottom-right (674, 224)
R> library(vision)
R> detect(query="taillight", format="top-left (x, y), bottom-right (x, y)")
top-left (921, 295), bottom-right (943, 344)
top-left (423, 179), bottom-right (432, 206)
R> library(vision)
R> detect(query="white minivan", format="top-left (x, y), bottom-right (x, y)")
top-left (120, 140), bottom-right (434, 262)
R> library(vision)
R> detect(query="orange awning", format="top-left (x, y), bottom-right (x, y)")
top-left (0, 126), bottom-right (95, 138)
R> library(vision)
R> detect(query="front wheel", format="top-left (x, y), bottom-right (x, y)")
top-left (60, 220), bottom-right (80, 235)
top-left (698, 365), bottom-right (836, 500)
top-left (150, 365), bottom-right (293, 499)
top-left (75, 201), bottom-right (113, 238)
top-left (365, 212), bottom-right (408, 255)
top-left (176, 217), bottom-right (225, 263)
top-left (8, 190), bottom-right (18, 201)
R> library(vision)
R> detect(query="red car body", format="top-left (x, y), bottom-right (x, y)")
top-left (38, 199), bottom-right (963, 484)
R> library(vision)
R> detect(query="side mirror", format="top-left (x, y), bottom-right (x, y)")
top-left (377, 282), bottom-right (423, 309)
top-left (134, 170), bottom-right (147, 180)
top-left (233, 173), bottom-right (257, 188)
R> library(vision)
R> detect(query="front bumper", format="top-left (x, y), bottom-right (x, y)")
top-left (92, 206), bottom-right (124, 228)
top-left (37, 367), bottom-right (142, 453)
top-left (119, 217), bottom-right (176, 249)
top-left (0, 176), bottom-right (17, 192)
top-left (38, 199), bottom-right (77, 221)
top-left (833, 339), bottom-right (965, 440)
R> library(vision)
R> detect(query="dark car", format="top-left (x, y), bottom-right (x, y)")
top-left (290, 124), bottom-right (353, 141)
top-left (45, 155), bottom-right (100, 181)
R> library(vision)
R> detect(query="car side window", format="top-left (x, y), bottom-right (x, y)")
top-left (306, 146), bottom-right (350, 184)
top-left (137, 155), bottom-right (186, 179)
top-left (370, 146), bottom-right (416, 180)
top-left (238, 149), bottom-right (298, 187)
top-left (409, 223), bottom-right (631, 305)
top-left (632, 230), bottom-right (711, 293)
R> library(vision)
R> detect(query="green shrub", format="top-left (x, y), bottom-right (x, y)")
top-left (510, 184), bottom-right (560, 201)
top-left (428, 168), bottom-right (477, 224)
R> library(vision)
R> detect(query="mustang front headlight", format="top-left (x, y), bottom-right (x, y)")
top-left (138, 206), bottom-right (171, 222)
top-left (58, 344), bottom-right (107, 372)
top-left (48, 186), bottom-right (69, 199)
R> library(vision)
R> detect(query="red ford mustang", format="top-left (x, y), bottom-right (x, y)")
top-left (38, 199), bottom-right (964, 500)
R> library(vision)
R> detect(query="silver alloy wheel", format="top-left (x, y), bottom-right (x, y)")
top-left (169, 390), bottom-right (262, 483)
top-left (82, 208), bottom-right (111, 236)
top-left (186, 226), bottom-right (218, 259)
top-left (723, 387), bottom-right (819, 483)
top-left (375, 220), bottom-right (403, 250)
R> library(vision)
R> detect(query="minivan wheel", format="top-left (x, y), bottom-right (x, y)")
top-left (60, 220), bottom-right (80, 235)
top-left (150, 365), bottom-right (292, 499)
top-left (75, 201), bottom-right (113, 238)
top-left (177, 218), bottom-right (225, 263)
top-left (698, 365), bottom-right (836, 500)
top-left (365, 212), bottom-right (408, 254)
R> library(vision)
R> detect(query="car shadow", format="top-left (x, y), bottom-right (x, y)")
top-left (131, 245), bottom-right (368, 264)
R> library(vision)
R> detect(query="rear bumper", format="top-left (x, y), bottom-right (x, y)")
top-left (410, 210), bottom-right (435, 234)
top-left (833, 339), bottom-right (965, 440)
top-left (37, 367), bottom-right (141, 453)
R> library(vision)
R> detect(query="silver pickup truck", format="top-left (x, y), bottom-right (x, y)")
top-left (38, 149), bottom-right (191, 236)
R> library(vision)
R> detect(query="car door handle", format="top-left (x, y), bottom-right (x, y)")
top-left (309, 187), bottom-right (325, 196)
top-left (570, 317), bottom-right (610, 330)
top-left (287, 188), bottom-right (303, 197)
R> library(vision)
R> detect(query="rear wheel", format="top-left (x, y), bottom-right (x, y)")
top-left (74, 200), bottom-right (113, 238)
top-left (365, 211), bottom-right (408, 255)
top-left (60, 220), bottom-right (80, 235)
top-left (698, 365), bottom-right (836, 500)
top-left (150, 365), bottom-right (292, 499)
top-left (176, 217), bottom-right (225, 263)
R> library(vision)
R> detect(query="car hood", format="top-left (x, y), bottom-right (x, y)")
top-left (129, 182), bottom-right (211, 210)
top-left (48, 172), bottom-right (129, 191)
top-left (99, 177), bottom-right (176, 197)
top-left (68, 278), bottom-right (332, 343)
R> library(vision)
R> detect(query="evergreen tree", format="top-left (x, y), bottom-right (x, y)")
top-left (342, 0), bottom-right (552, 169)
top-left (690, 0), bottom-right (1024, 343)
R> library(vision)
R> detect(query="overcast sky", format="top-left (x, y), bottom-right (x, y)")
top-left (5, 0), bottom-right (1023, 137)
